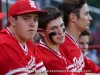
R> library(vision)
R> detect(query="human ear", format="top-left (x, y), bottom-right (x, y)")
top-left (39, 31), bottom-right (46, 37)
top-left (9, 16), bottom-right (16, 26)
top-left (69, 13), bottom-right (77, 23)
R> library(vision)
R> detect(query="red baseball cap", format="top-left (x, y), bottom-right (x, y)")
top-left (6, 0), bottom-right (48, 27)
top-left (0, 12), bottom-right (6, 20)
top-left (8, 0), bottom-right (48, 17)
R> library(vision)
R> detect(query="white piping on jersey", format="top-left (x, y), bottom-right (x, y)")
top-left (19, 43), bottom-right (28, 55)
top-left (6, 28), bottom-right (45, 73)
top-left (39, 40), bottom-right (68, 66)
top-left (6, 27), bottom-right (14, 36)
top-left (65, 31), bottom-right (85, 73)
top-left (36, 67), bottom-right (46, 73)
top-left (39, 40), bottom-right (63, 58)
top-left (36, 62), bottom-right (43, 68)
top-left (5, 68), bottom-right (27, 75)
top-left (65, 31), bottom-right (79, 49)
top-left (18, 73), bottom-right (28, 75)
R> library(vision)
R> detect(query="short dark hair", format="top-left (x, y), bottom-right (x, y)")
top-left (79, 30), bottom-right (90, 37)
top-left (59, 0), bottom-right (86, 27)
top-left (38, 6), bottom-right (63, 30)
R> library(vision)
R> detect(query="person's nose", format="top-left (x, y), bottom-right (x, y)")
top-left (83, 43), bottom-right (88, 49)
top-left (30, 18), bottom-right (38, 27)
top-left (89, 14), bottom-right (92, 21)
top-left (58, 27), bottom-right (64, 34)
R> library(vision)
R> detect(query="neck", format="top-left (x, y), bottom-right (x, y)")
top-left (66, 27), bottom-right (81, 41)
top-left (42, 39), bottom-right (59, 52)
top-left (9, 26), bottom-right (26, 46)
top-left (65, 22), bottom-right (82, 40)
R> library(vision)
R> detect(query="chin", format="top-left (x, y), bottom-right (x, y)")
top-left (58, 41), bottom-right (64, 44)
top-left (86, 26), bottom-right (89, 29)
top-left (81, 28), bottom-right (88, 32)
top-left (27, 37), bottom-right (33, 41)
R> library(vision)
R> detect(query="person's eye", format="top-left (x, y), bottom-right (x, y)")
top-left (79, 42), bottom-right (83, 44)
top-left (24, 17), bottom-right (29, 21)
top-left (34, 18), bottom-right (38, 22)
top-left (60, 25), bottom-right (63, 28)
top-left (60, 24), bottom-right (65, 28)
top-left (52, 27), bottom-right (56, 30)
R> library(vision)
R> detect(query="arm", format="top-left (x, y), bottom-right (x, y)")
top-left (84, 56), bottom-right (100, 73)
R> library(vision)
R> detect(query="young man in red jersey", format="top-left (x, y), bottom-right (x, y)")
top-left (59, 0), bottom-right (100, 74)
top-left (37, 6), bottom-right (77, 75)
top-left (0, 0), bottom-right (48, 75)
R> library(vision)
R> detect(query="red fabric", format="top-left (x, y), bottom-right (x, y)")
top-left (84, 57), bottom-right (100, 73)
top-left (6, 0), bottom-right (48, 27)
top-left (60, 32), bottom-right (100, 74)
top-left (0, 28), bottom-right (45, 75)
top-left (37, 41), bottom-right (76, 75)
top-left (60, 32), bottom-right (85, 75)
top-left (8, 0), bottom-right (47, 17)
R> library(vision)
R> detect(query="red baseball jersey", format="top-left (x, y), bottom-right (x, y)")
top-left (84, 56), bottom-right (100, 73)
top-left (60, 32), bottom-right (85, 75)
top-left (37, 40), bottom-right (77, 75)
top-left (60, 32), bottom-right (100, 75)
top-left (0, 28), bottom-right (46, 75)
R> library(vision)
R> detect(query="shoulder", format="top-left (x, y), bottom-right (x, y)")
top-left (0, 35), bottom-right (18, 46)
top-left (0, 28), bottom-right (17, 45)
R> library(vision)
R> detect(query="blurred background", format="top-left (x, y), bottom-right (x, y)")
top-left (1, 0), bottom-right (100, 66)
top-left (1, 0), bottom-right (100, 30)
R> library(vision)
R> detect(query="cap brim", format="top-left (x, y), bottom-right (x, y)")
top-left (6, 10), bottom-right (48, 27)
top-left (0, 12), bottom-right (6, 19)
top-left (16, 10), bottom-right (48, 17)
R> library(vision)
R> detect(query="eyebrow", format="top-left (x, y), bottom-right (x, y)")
top-left (22, 15), bottom-right (31, 17)
top-left (51, 23), bottom-right (64, 28)
top-left (86, 11), bottom-right (89, 14)
top-left (59, 22), bottom-right (64, 26)
top-left (20, 14), bottom-right (39, 18)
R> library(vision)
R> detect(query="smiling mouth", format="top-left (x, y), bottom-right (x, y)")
top-left (58, 36), bottom-right (64, 39)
